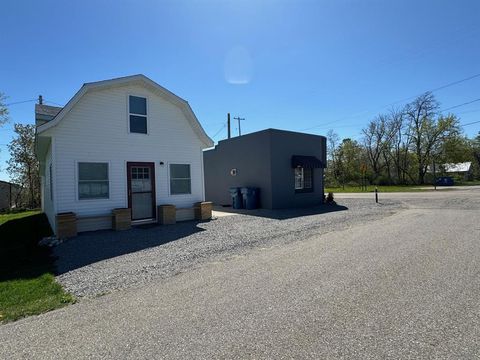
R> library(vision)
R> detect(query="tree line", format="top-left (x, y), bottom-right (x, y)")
top-left (1, 90), bottom-right (480, 209)
top-left (326, 92), bottom-right (480, 187)
top-left (0, 93), bottom-right (40, 208)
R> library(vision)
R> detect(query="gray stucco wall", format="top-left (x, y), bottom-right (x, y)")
top-left (269, 130), bottom-right (326, 209)
top-left (203, 131), bottom-right (273, 208)
top-left (203, 129), bottom-right (326, 209)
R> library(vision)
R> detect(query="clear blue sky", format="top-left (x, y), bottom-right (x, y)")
top-left (1, 0), bottom-right (479, 181)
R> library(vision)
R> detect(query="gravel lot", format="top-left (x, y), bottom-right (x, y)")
top-left (55, 198), bottom-right (404, 297)
top-left (2, 188), bottom-right (479, 359)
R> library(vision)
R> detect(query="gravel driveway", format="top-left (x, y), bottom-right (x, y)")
top-left (55, 198), bottom-right (403, 297)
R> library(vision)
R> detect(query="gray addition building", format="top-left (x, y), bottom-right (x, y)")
top-left (203, 129), bottom-right (327, 209)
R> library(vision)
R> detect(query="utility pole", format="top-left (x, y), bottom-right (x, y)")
top-left (227, 113), bottom-right (231, 139)
top-left (233, 116), bottom-right (245, 136)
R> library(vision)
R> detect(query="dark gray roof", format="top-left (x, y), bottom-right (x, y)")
top-left (35, 104), bottom-right (63, 118)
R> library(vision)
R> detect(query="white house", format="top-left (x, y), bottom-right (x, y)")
top-left (35, 75), bottom-right (213, 235)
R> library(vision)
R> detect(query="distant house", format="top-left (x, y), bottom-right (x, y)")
top-left (203, 129), bottom-right (327, 209)
top-left (0, 180), bottom-right (20, 210)
top-left (35, 75), bottom-right (213, 235)
top-left (442, 162), bottom-right (473, 180)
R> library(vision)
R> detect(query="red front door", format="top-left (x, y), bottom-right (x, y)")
top-left (127, 162), bottom-right (156, 220)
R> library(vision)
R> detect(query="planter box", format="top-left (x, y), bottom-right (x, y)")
top-left (158, 204), bottom-right (176, 225)
top-left (194, 201), bottom-right (213, 220)
top-left (112, 208), bottom-right (131, 231)
top-left (56, 212), bottom-right (77, 238)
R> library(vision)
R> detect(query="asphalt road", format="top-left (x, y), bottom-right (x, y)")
top-left (1, 189), bottom-right (480, 359)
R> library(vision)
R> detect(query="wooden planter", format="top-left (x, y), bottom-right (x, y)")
top-left (194, 201), bottom-right (213, 221)
top-left (56, 212), bottom-right (77, 238)
top-left (112, 208), bottom-right (131, 231)
top-left (158, 204), bottom-right (176, 225)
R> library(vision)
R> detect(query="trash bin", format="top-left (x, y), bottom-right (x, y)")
top-left (229, 187), bottom-right (243, 209)
top-left (241, 187), bottom-right (259, 210)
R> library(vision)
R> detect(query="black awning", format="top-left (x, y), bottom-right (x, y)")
top-left (291, 155), bottom-right (324, 169)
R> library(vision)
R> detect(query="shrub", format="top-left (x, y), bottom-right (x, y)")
top-left (326, 192), bottom-right (335, 204)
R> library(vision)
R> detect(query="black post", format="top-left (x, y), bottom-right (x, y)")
top-left (433, 161), bottom-right (437, 190)
top-left (227, 113), bottom-right (231, 139)
top-left (375, 187), bottom-right (378, 203)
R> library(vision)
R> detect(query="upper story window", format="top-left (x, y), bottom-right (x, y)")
top-left (294, 167), bottom-right (313, 193)
top-left (129, 95), bottom-right (147, 134)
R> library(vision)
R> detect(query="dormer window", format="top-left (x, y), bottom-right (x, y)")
top-left (129, 95), bottom-right (147, 134)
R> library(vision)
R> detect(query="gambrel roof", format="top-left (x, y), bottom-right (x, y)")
top-left (36, 74), bottom-right (213, 147)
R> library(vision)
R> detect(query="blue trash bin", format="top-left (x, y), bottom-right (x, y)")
top-left (241, 187), bottom-right (259, 209)
top-left (229, 187), bottom-right (243, 209)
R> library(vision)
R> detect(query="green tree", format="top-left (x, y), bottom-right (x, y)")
top-left (439, 135), bottom-right (473, 164)
top-left (336, 138), bottom-right (365, 186)
top-left (0, 92), bottom-right (9, 126)
top-left (471, 132), bottom-right (480, 179)
top-left (404, 93), bottom-right (460, 184)
top-left (7, 124), bottom-right (40, 208)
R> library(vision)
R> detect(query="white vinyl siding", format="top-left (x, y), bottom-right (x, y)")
top-left (52, 84), bottom-right (205, 218)
top-left (42, 143), bottom-right (55, 231)
top-left (49, 164), bottom-right (53, 201)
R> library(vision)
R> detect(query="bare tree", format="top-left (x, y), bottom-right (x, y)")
top-left (362, 114), bottom-right (391, 180)
top-left (326, 129), bottom-right (340, 182)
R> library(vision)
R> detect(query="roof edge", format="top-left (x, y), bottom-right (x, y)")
top-left (37, 75), bottom-right (213, 147)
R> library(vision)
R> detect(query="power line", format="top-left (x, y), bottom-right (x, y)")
top-left (302, 71), bottom-right (480, 131)
top-left (440, 98), bottom-right (480, 112)
top-left (5, 99), bottom-right (36, 106)
top-left (211, 124), bottom-right (226, 139)
top-left (461, 120), bottom-right (480, 127)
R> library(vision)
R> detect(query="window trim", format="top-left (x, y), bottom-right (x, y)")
top-left (76, 161), bottom-right (111, 201)
top-left (294, 166), bottom-right (314, 193)
top-left (127, 94), bottom-right (149, 135)
top-left (168, 162), bottom-right (192, 196)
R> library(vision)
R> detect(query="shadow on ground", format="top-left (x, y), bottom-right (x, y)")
top-left (214, 203), bottom-right (348, 220)
top-left (0, 213), bottom-right (54, 281)
top-left (54, 221), bottom-right (207, 275)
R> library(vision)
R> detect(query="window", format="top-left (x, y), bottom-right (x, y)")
top-left (294, 167), bottom-right (313, 192)
top-left (170, 164), bottom-right (191, 195)
top-left (129, 95), bottom-right (147, 134)
top-left (78, 162), bottom-right (109, 199)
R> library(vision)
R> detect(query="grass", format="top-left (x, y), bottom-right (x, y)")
top-left (326, 180), bottom-right (480, 193)
top-left (455, 180), bottom-right (480, 186)
top-left (0, 274), bottom-right (74, 322)
top-left (325, 185), bottom-right (430, 193)
top-left (0, 210), bottom-right (41, 226)
top-left (0, 211), bottom-right (74, 323)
